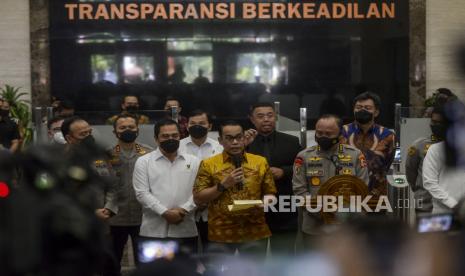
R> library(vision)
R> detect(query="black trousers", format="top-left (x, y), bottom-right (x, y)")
top-left (207, 238), bottom-right (268, 262)
top-left (109, 225), bottom-right (140, 273)
top-left (196, 219), bottom-right (209, 254)
top-left (268, 230), bottom-right (296, 256)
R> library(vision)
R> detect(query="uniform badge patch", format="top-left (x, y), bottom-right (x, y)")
top-left (341, 168), bottom-right (353, 175)
top-left (294, 157), bottom-right (304, 173)
top-left (408, 147), bottom-right (417, 156)
top-left (358, 154), bottom-right (367, 168)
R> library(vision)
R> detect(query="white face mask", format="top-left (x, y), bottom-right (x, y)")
top-left (52, 131), bottom-right (67, 144)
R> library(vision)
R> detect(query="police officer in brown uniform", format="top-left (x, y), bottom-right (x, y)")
top-left (292, 114), bottom-right (368, 247)
top-left (405, 105), bottom-right (445, 214)
top-left (106, 114), bottom-right (152, 274)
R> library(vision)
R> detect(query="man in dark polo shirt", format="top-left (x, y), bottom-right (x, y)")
top-left (246, 102), bottom-right (302, 255)
top-left (0, 99), bottom-right (20, 152)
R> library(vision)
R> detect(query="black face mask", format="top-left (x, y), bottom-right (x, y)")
top-left (430, 124), bottom-right (447, 140)
top-left (0, 109), bottom-right (9, 117)
top-left (80, 135), bottom-right (96, 148)
top-left (118, 130), bottom-right (138, 143)
top-left (126, 106), bottom-right (139, 113)
top-left (354, 109), bottom-right (374, 124)
top-left (316, 136), bottom-right (339, 151)
top-left (159, 139), bottom-right (179, 154)
top-left (188, 125), bottom-right (208, 139)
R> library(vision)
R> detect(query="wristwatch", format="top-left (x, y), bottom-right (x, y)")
top-left (217, 183), bottom-right (226, 192)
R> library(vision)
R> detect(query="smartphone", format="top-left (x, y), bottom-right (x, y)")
top-left (138, 240), bottom-right (179, 263)
top-left (393, 147), bottom-right (401, 164)
top-left (417, 213), bottom-right (453, 233)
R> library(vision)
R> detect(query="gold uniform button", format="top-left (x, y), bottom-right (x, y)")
top-left (311, 177), bottom-right (321, 186)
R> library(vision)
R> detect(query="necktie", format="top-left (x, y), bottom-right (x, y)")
top-left (262, 136), bottom-right (271, 163)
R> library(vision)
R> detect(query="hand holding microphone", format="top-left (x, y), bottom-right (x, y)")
top-left (232, 155), bottom-right (244, 189)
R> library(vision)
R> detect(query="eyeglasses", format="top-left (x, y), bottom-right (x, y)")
top-left (223, 134), bottom-right (244, 143)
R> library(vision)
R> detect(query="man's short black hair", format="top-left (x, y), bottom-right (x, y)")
top-left (154, 118), bottom-right (180, 138)
top-left (250, 102), bottom-right (275, 115)
top-left (219, 120), bottom-right (243, 137)
top-left (47, 116), bottom-right (65, 130)
top-left (317, 114), bottom-right (343, 131)
top-left (165, 96), bottom-right (181, 106)
top-left (113, 113), bottom-right (139, 130)
top-left (353, 92), bottom-right (381, 110)
top-left (61, 116), bottom-right (85, 138)
top-left (58, 100), bottom-right (75, 110)
top-left (431, 104), bottom-right (445, 118)
top-left (122, 94), bottom-right (139, 104)
top-left (188, 109), bottom-right (211, 124)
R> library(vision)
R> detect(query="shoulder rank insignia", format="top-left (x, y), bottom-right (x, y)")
top-left (424, 144), bottom-right (431, 151)
top-left (408, 146), bottom-right (417, 156)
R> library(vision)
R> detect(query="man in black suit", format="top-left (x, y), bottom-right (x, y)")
top-left (246, 102), bottom-right (302, 255)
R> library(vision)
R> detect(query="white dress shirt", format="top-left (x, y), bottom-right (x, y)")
top-left (179, 135), bottom-right (223, 221)
top-left (423, 142), bottom-right (465, 213)
top-left (179, 136), bottom-right (223, 160)
top-left (133, 148), bottom-right (200, 238)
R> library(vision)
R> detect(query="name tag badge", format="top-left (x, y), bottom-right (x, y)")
top-left (306, 169), bottom-right (324, 177)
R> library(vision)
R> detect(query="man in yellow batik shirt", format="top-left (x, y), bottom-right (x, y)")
top-left (193, 121), bottom-right (276, 258)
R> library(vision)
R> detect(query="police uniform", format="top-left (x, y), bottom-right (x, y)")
top-left (106, 142), bottom-right (152, 268)
top-left (106, 143), bottom-right (153, 226)
top-left (92, 158), bottom-right (119, 214)
top-left (405, 135), bottom-right (438, 213)
top-left (292, 143), bottom-right (369, 235)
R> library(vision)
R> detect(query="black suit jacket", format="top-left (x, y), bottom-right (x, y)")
top-left (247, 131), bottom-right (302, 232)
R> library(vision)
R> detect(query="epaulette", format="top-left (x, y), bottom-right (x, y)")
top-left (94, 160), bottom-right (105, 166)
top-left (342, 144), bottom-right (357, 151)
top-left (135, 143), bottom-right (148, 155)
top-left (305, 145), bottom-right (319, 152)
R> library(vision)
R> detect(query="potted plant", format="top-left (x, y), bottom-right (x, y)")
top-left (0, 85), bottom-right (33, 149)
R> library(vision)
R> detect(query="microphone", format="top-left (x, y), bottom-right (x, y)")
top-left (231, 154), bottom-right (244, 189)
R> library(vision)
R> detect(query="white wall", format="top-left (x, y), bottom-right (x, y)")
top-left (426, 0), bottom-right (465, 99)
top-left (0, 0), bottom-right (31, 100)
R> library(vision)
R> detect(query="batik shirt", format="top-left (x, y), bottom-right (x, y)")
top-left (341, 122), bottom-right (395, 197)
